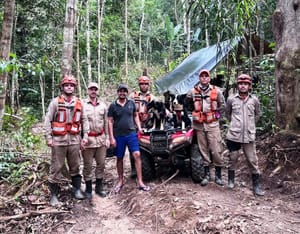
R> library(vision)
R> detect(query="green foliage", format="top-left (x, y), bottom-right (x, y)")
top-left (0, 106), bottom-right (46, 184)
top-left (253, 55), bottom-right (276, 134)
top-left (168, 53), bottom-right (188, 71)
top-left (2, 106), bottom-right (44, 149)
top-left (0, 152), bottom-right (31, 184)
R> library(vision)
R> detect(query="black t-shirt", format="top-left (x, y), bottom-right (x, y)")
top-left (108, 99), bottom-right (137, 136)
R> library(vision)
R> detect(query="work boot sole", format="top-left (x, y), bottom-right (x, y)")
top-left (254, 189), bottom-right (265, 196)
top-left (50, 195), bottom-right (60, 206)
top-left (215, 179), bottom-right (224, 186)
top-left (96, 191), bottom-right (107, 197)
top-left (74, 189), bottom-right (86, 200)
top-left (84, 192), bottom-right (92, 199)
top-left (201, 178), bottom-right (209, 186)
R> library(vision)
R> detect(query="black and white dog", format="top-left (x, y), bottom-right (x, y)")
top-left (164, 93), bottom-right (191, 129)
top-left (144, 100), bottom-right (167, 130)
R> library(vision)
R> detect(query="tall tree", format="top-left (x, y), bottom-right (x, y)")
top-left (182, 0), bottom-right (191, 54)
top-left (0, 0), bottom-right (15, 130)
top-left (61, 0), bottom-right (78, 77)
top-left (86, 0), bottom-right (92, 83)
top-left (273, 0), bottom-right (300, 131)
top-left (138, 0), bottom-right (145, 63)
top-left (97, 0), bottom-right (106, 90)
top-left (124, 0), bottom-right (128, 81)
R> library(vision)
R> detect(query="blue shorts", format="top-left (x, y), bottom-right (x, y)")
top-left (115, 133), bottom-right (139, 159)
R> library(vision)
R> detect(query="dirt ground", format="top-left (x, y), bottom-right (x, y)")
top-left (1, 132), bottom-right (299, 233)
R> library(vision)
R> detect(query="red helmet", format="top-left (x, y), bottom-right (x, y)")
top-left (138, 75), bottom-right (150, 84)
top-left (60, 75), bottom-right (77, 87)
top-left (237, 74), bottom-right (251, 84)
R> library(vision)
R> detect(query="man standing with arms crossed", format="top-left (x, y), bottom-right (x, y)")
top-left (185, 69), bottom-right (225, 186)
top-left (108, 84), bottom-right (150, 193)
top-left (82, 82), bottom-right (110, 198)
top-left (226, 74), bottom-right (264, 196)
top-left (44, 75), bottom-right (89, 206)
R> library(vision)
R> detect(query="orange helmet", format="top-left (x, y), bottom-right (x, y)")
top-left (60, 75), bottom-right (77, 87)
top-left (138, 75), bottom-right (150, 84)
top-left (237, 74), bottom-right (251, 84)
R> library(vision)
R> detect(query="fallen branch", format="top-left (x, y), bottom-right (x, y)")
top-left (157, 169), bottom-right (180, 187)
top-left (5, 172), bottom-right (37, 201)
top-left (0, 208), bottom-right (69, 222)
top-left (274, 147), bottom-right (300, 151)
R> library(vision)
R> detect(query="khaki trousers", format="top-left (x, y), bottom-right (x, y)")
top-left (82, 146), bottom-right (106, 181)
top-left (196, 126), bottom-right (223, 167)
top-left (228, 142), bottom-right (260, 174)
top-left (48, 144), bottom-right (81, 183)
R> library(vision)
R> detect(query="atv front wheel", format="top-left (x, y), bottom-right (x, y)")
top-left (190, 144), bottom-right (205, 183)
top-left (141, 149), bottom-right (156, 181)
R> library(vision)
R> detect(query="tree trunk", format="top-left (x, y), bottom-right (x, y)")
top-left (138, 0), bottom-right (145, 62)
top-left (273, 1), bottom-right (300, 131)
top-left (39, 74), bottom-right (45, 119)
top-left (86, 0), bottom-right (92, 83)
top-left (124, 0), bottom-right (128, 82)
top-left (75, 0), bottom-right (82, 98)
top-left (182, 0), bottom-right (191, 54)
top-left (61, 0), bottom-right (78, 77)
top-left (0, 0), bottom-right (15, 130)
top-left (97, 0), bottom-right (106, 90)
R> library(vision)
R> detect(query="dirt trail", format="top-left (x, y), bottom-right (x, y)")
top-left (68, 151), bottom-right (300, 234)
top-left (69, 195), bottom-right (151, 234)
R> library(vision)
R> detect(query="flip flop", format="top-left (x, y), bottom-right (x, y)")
top-left (114, 184), bottom-right (123, 194)
top-left (138, 185), bottom-right (150, 192)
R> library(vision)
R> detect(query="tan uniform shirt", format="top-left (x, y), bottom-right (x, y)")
top-left (83, 98), bottom-right (109, 148)
top-left (43, 95), bottom-right (89, 145)
top-left (226, 93), bottom-right (261, 143)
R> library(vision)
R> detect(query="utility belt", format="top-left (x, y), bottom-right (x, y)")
top-left (192, 111), bottom-right (218, 124)
top-left (88, 129), bottom-right (104, 137)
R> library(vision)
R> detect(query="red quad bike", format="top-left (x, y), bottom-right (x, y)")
top-left (138, 127), bottom-right (205, 182)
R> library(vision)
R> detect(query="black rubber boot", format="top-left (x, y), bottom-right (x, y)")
top-left (71, 175), bottom-right (85, 200)
top-left (201, 166), bottom-right (210, 186)
top-left (129, 153), bottom-right (137, 179)
top-left (48, 182), bottom-right (60, 206)
top-left (215, 167), bottom-right (224, 186)
top-left (95, 178), bottom-right (107, 197)
top-left (252, 173), bottom-right (265, 196)
top-left (84, 180), bottom-right (93, 199)
top-left (228, 170), bottom-right (235, 189)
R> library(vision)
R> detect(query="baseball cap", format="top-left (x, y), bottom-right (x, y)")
top-left (88, 82), bottom-right (99, 89)
top-left (117, 84), bottom-right (128, 92)
top-left (199, 69), bottom-right (210, 76)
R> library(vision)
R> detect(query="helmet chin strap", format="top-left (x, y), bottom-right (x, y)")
top-left (239, 90), bottom-right (249, 98)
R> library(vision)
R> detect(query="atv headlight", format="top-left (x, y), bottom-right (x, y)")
top-left (170, 135), bottom-right (187, 149)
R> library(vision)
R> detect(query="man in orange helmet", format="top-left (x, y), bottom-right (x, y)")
top-left (226, 74), bottom-right (264, 196)
top-left (185, 69), bottom-right (225, 187)
top-left (44, 74), bottom-right (89, 206)
top-left (128, 72), bottom-right (157, 178)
